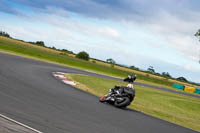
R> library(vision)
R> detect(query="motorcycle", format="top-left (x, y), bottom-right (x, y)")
top-left (99, 75), bottom-right (136, 108)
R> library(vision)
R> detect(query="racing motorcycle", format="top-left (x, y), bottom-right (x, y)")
top-left (99, 75), bottom-right (136, 108)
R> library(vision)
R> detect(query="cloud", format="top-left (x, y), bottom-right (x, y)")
top-left (169, 35), bottom-right (200, 61)
top-left (0, 1), bottom-right (166, 19)
top-left (31, 14), bottom-right (124, 44)
top-left (0, 0), bottom-right (23, 15)
top-left (96, 27), bottom-right (120, 40)
top-left (132, 10), bottom-right (200, 63)
top-left (1, 25), bottom-right (40, 41)
top-left (6, 0), bottom-right (200, 21)
top-left (39, 6), bottom-right (69, 18)
top-left (184, 64), bottom-right (200, 72)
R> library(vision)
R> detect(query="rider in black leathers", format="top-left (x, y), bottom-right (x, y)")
top-left (109, 74), bottom-right (136, 96)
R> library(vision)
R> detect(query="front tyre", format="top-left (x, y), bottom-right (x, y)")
top-left (114, 97), bottom-right (130, 108)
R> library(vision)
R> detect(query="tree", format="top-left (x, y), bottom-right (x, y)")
top-left (106, 58), bottom-right (116, 64)
top-left (194, 29), bottom-right (200, 63)
top-left (51, 46), bottom-right (56, 50)
top-left (35, 41), bottom-right (45, 47)
top-left (62, 49), bottom-right (74, 54)
top-left (161, 72), bottom-right (171, 78)
top-left (130, 65), bottom-right (139, 70)
top-left (0, 31), bottom-right (10, 38)
top-left (106, 58), bottom-right (116, 67)
top-left (147, 66), bottom-right (155, 73)
top-left (195, 29), bottom-right (200, 41)
top-left (130, 66), bottom-right (136, 69)
top-left (177, 77), bottom-right (188, 82)
top-left (76, 51), bottom-right (89, 61)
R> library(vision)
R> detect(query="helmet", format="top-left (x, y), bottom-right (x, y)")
top-left (123, 74), bottom-right (136, 83)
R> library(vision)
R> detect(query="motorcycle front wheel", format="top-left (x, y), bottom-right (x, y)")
top-left (114, 97), bottom-right (130, 108)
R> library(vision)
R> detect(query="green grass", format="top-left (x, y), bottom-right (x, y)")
top-left (0, 37), bottom-right (175, 87)
top-left (67, 74), bottom-right (200, 131)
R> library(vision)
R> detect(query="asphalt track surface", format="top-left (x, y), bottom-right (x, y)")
top-left (0, 52), bottom-right (198, 133)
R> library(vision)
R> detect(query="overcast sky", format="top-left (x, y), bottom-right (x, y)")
top-left (0, 0), bottom-right (200, 83)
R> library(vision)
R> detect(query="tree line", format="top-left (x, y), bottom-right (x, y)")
top-left (27, 41), bottom-right (74, 54)
top-left (0, 31), bottom-right (10, 38)
top-left (145, 66), bottom-right (188, 82)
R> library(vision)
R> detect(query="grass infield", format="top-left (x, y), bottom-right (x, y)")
top-left (67, 74), bottom-right (200, 132)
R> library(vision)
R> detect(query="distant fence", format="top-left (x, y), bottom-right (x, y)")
top-left (173, 83), bottom-right (200, 95)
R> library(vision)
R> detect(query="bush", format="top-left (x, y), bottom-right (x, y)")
top-left (35, 41), bottom-right (45, 47)
top-left (177, 77), bottom-right (188, 82)
top-left (76, 51), bottom-right (89, 61)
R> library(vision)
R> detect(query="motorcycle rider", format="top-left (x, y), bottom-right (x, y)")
top-left (108, 74), bottom-right (136, 99)
top-left (125, 74), bottom-right (136, 89)
top-left (124, 74), bottom-right (137, 84)
top-left (99, 74), bottom-right (136, 107)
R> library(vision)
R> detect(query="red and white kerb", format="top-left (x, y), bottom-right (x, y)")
top-left (52, 72), bottom-right (76, 86)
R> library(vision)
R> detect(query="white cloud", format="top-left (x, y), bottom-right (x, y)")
top-left (169, 35), bottom-right (200, 61)
top-left (184, 64), bottom-right (200, 72)
top-left (34, 13), bottom-right (124, 44)
top-left (146, 40), bottom-right (163, 48)
top-left (135, 10), bottom-right (200, 63)
top-left (2, 25), bottom-right (40, 41)
top-left (96, 27), bottom-right (120, 39)
top-left (42, 6), bottom-right (69, 18)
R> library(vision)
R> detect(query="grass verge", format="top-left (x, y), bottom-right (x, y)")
top-left (66, 74), bottom-right (200, 131)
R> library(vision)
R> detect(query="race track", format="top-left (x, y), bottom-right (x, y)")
top-left (0, 52), bottom-right (198, 133)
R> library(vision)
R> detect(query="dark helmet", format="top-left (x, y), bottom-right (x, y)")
top-left (123, 74), bottom-right (136, 83)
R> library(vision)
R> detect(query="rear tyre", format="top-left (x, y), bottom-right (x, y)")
top-left (114, 97), bottom-right (130, 108)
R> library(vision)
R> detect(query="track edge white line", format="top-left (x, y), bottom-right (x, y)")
top-left (0, 114), bottom-right (43, 133)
